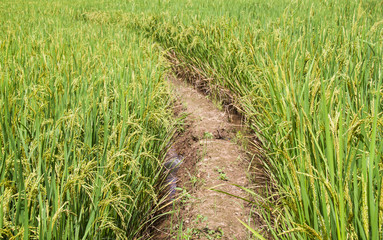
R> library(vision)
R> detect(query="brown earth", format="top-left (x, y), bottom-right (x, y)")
top-left (152, 74), bottom-right (262, 239)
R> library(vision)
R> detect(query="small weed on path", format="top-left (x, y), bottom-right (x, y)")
top-left (216, 168), bottom-right (228, 181)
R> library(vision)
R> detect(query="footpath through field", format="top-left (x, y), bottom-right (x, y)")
top-left (156, 75), bottom-right (258, 239)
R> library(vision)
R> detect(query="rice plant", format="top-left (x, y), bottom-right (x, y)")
top-left (119, 0), bottom-right (383, 238)
top-left (0, 1), bottom-right (174, 239)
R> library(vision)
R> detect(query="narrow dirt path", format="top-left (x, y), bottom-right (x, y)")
top-left (157, 75), bottom-right (255, 239)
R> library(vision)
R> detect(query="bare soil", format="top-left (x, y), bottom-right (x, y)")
top-left (153, 74), bottom-right (261, 239)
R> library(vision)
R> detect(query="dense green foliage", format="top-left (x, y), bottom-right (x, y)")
top-left (0, 1), bottom-right (173, 239)
top-left (1, 0), bottom-right (382, 239)
top-left (129, 1), bottom-right (382, 239)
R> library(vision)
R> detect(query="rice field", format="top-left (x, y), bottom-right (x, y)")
top-left (0, 1), bottom-right (174, 239)
top-left (1, 0), bottom-right (383, 239)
